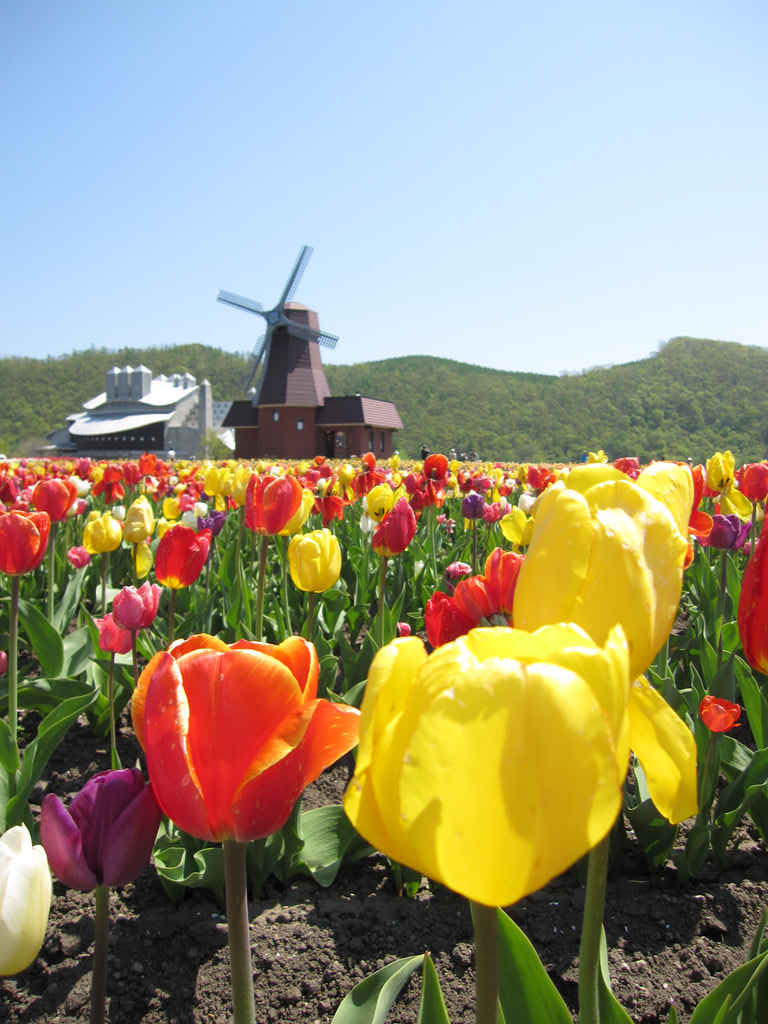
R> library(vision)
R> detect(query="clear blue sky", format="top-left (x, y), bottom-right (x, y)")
top-left (3, 1), bottom-right (766, 376)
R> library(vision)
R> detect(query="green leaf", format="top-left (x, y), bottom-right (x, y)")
top-left (416, 953), bottom-right (451, 1024)
top-left (53, 568), bottom-right (86, 634)
top-left (332, 954), bottom-right (425, 1024)
top-left (737, 666), bottom-right (768, 750)
top-left (625, 759), bottom-right (678, 870)
top-left (153, 838), bottom-right (226, 905)
top-left (18, 597), bottom-right (64, 679)
top-left (0, 717), bottom-right (20, 774)
top-left (689, 951), bottom-right (768, 1023)
top-left (60, 627), bottom-right (93, 679)
top-left (598, 928), bottom-right (633, 1023)
top-left (4, 690), bottom-right (97, 827)
top-left (298, 805), bottom-right (373, 887)
top-left (496, 908), bottom-right (572, 1024)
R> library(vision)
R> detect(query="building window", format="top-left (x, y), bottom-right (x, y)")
top-left (369, 429), bottom-right (374, 449)
top-left (273, 410), bottom-right (279, 422)
top-left (335, 431), bottom-right (346, 448)
top-left (380, 432), bottom-right (384, 452)
top-left (297, 418), bottom-right (304, 431)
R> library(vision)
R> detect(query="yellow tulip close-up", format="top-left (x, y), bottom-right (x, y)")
top-left (288, 528), bottom-right (342, 593)
top-left (345, 625), bottom-right (632, 907)
top-left (514, 463), bottom-right (692, 680)
top-left (124, 495), bottom-right (155, 545)
top-left (82, 511), bottom-right (123, 555)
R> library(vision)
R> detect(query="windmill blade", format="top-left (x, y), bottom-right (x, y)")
top-left (241, 333), bottom-right (268, 391)
top-left (278, 245), bottom-right (313, 307)
top-left (283, 319), bottom-right (340, 349)
top-left (253, 333), bottom-right (275, 405)
top-left (218, 290), bottom-right (265, 316)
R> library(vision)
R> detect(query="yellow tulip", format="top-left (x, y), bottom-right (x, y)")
top-left (499, 506), bottom-right (532, 549)
top-left (288, 529), bottom-right (342, 593)
top-left (706, 450), bottom-right (735, 493)
top-left (134, 540), bottom-right (153, 579)
top-left (231, 465), bottom-right (251, 508)
top-left (82, 512), bottom-right (123, 555)
top-left (124, 495), bottom-right (155, 544)
top-left (162, 496), bottom-right (181, 521)
top-left (344, 625), bottom-right (631, 907)
top-left (365, 484), bottom-right (394, 524)
top-left (564, 463), bottom-right (626, 493)
top-left (514, 467), bottom-right (691, 680)
top-left (587, 449), bottom-right (608, 463)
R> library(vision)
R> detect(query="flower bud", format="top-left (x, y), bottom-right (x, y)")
top-left (0, 825), bottom-right (52, 975)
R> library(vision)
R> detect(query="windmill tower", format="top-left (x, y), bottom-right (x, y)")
top-left (218, 247), bottom-right (340, 458)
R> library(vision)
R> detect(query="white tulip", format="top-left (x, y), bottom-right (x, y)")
top-left (0, 825), bottom-right (52, 976)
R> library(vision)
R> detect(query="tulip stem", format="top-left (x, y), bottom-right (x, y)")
top-left (47, 520), bottom-right (57, 622)
top-left (377, 556), bottom-right (388, 648)
top-left (107, 653), bottom-right (121, 770)
top-left (578, 833), bottom-right (610, 1024)
top-left (428, 504), bottom-right (438, 586)
top-left (302, 592), bottom-right (316, 642)
top-left (100, 553), bottom-right (109, 616)
top-left (254, 535), bottom-right (269, 642)
top-left (131, 631), bottom-right (139, 689)
top-left (223, 839), bottom-right (256, 1024)
top-left (90, 884), bottom-right (110, 1024)
top-left (8, 575), bottom-right (19, 766)
top-left (168, 589), bottom-right (176, 646)
top-left (470, 901), bottom-right (498, 1024)
top-left (716, 551), bottom-right (728, 667)
top-left (281, 535), bottom-right (292, 635)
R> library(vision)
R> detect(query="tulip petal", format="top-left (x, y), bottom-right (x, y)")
top-left (101, 784), bottom-right (162, 886)
top-left (180, 649), bottom-right (305, 839)
top-left (566, 464), bottom-right (627, 493)
top-left (628, 676), bottom-right (698, 823)
top-left (141, 653), bottom-right (214, 841)
top-left (229, 636), bottom-right (319, 701)
top-left (40, 795), bottom-right (98, 890)
top-left (637, 462), bottom-right (695, 539)
top-left (233, 700), bottom-right (360, 841)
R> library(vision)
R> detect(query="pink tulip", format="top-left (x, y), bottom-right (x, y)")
top-left (112, 582), bottom-right (162, 632)
top-left (67, 546), bottom-right (91, 568)
top-left (94, 614), bottom-right (132, 655)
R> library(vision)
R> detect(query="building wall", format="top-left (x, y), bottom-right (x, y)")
top-left (318, 425), bottom-right (396, 459)
top-left (252, 406), bottom-right (317, 459)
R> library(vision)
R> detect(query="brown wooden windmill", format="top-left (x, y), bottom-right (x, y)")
top-left (219, 247), bottom-right (403, 459)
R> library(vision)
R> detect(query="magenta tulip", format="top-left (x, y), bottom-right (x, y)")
top-left (112, 582), bottom-right (162, 632)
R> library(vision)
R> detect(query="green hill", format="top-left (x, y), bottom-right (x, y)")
top-left (2, 337), bottom-right (767, 464)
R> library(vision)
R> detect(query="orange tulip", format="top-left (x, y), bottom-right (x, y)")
top-left (132, 635), bottom-right (360, 841)
top-left (245, 474), bottom-right (302, 535)
top-left (699, 695), bottom-right (741, 733)
top-left (0, 511), bottom-right (51, 576)
top-left (32, 478), bottom-right (77, 523)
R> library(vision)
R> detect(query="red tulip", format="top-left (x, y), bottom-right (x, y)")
top-left (481, 547), bottom-right (524, 617)
top-left (738, 514), bottom-right (768, 673)
top-left (0, 511), bottom-right (51, 576)
top-left (32, 478), bottom-right (77, 523)
top-left (131, 634), bottom-right (360, 841)
top-left (155, 525), bottom-right (211, 589)
top-left (740, 463), bottom-right (768, 503)
top-left (424, 590), bottom-right (476, 648)
top-left (423, 453), bottom-right (448, 481)
top-left (245, 474), bottom-right (302, 535)
top-left (372, 498), bottom-right (417, 557)
top-left (699, 695), bottom-right (741, 733)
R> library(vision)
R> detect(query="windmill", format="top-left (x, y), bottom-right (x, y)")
top-left (218, 245), bottom-right (339, 402)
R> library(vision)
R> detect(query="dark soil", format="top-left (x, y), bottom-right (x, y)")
top-left (3, 716), bottom-right (768, 1024)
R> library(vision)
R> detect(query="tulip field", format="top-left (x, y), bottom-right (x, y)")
top-left (4, 449), bottom-right (768, 1022)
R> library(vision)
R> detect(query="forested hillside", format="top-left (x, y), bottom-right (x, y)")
top-left (2, 337), bottom-right (767, 463)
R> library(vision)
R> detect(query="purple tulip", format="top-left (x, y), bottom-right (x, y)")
top-left (41, 769), bottom-right (161, 890)
top-left (198, 508), bottom-right (226, 537)
top-left (707, 513), bottom-right (751, 550)
top-left (462, 491), bottom-right (486, 520)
